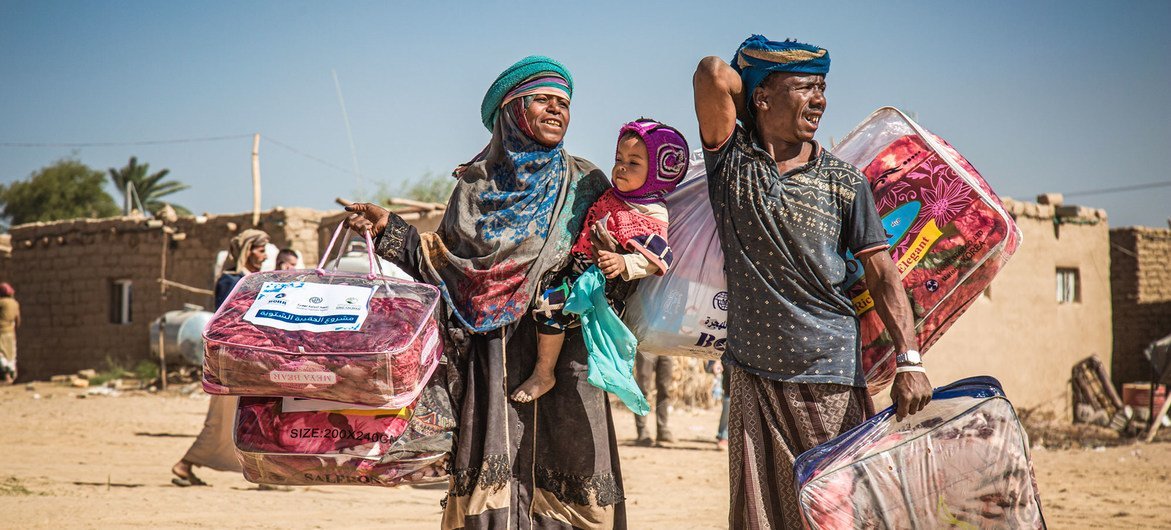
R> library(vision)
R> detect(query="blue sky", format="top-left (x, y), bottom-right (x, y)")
top-left (2, 1), bottom-right (1168, 227)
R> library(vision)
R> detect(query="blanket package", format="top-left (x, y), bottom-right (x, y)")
top-left (833, 107), bottom-right (1021, 393)
top-left (794, 377), bottom-right (1045, 529)
top-left (202, 269), bottom-right (442, 408)
top-left (235, 369), bottom-right (456, 487)
top-left (624, 152), bottom-right (727, 361)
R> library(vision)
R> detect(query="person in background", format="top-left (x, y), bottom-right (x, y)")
top-left (172, 229), bottom-right (269, 487)
top-left (0, 283), bottom-right (20, 384)
top-left (634, 352), bottom-right (675, 446)
top-left (275, 248), bottom-right (298, 271)
top-left (715, 362), bottom-right (730, 450)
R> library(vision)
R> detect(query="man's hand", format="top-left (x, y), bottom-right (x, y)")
top-left (596, 251), bottom-right (626, 279)
top-left (344, 203), bottom-right (391, 236)
top-left (890, 370), bottom-right (932, 421)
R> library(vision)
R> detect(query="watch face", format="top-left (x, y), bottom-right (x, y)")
top-left (898, 351), bottom-right (922, 364)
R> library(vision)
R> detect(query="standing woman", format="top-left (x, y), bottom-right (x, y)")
top-left (347, 56), bottom-right (627, 529)
top-left (171, 229), bottom-right (268, 487)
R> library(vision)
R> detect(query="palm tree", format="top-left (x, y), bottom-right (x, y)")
top-left (108, 157), bottom-right (191, 216)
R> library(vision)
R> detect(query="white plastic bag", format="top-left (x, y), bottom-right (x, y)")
top-left (624, 152), bottom-right (728, 360)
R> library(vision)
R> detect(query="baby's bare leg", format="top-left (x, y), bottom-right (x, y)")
top-left (511, 331), bottom-right (562, 403)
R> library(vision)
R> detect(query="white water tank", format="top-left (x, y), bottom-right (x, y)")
top-left (150, 305), bottom-right (214, 366)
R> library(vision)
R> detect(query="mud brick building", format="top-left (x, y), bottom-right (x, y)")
top-left (3, 208), bottom-right (330, 380)
top-left (1110, 226), bottom-right (1171, 388)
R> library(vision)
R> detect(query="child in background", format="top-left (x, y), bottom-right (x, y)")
top-left (512, 118), bottom-right (689, 402)
top-left (275, 248), bottom-right (299, 270)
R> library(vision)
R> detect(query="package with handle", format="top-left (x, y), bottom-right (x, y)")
top-left (833, 107), bottom-right (1022, 393)
top-left (235, 367), bottom-right (455, 487)
top-left (624, 151), bottom-right (728, 360)
top-left (794, 377), bottom-right (1045, 529)
top-left (202, 224), bottom-right (443, 407)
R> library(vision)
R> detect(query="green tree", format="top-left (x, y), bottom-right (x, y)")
top-left (0, 158), bottom-right (120, 227)
top-left (403, 171), bottom-right (455, 204)
top-left (360, 171), bottom-right (456, 207)
top-left (107, 156), bottom-right (191, 215)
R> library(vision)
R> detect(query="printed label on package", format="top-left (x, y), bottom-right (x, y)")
top-left (243, 281), bottom-right (376, 332)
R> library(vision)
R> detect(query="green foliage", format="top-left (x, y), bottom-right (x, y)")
top-left (403, 171), bottom-right (456, 204)
top-left (133, 359), bottom-right (160, 382)
top-left (358, 171), bottom-right (455, 209)
top-left (0, 158), bottom-right (120, 227)
top-left (89, 355), bottom-right (130, 386)
top-left (107, 156), bottom-right (191, 216)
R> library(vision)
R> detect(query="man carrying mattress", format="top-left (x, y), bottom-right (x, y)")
top-left (693, 35), bottom-right (933, 529)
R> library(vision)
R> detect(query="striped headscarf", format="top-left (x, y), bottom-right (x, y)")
top-left (480, 55), bottom-right (574, 131)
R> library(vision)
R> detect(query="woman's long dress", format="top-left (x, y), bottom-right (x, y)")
top-left (376, 218), bottom-right (627, 530)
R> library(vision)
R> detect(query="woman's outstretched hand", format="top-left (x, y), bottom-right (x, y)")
top-left (344, 203), bottom-right (391, 236)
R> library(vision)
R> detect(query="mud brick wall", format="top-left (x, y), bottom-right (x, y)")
top-left (4, 208), bottom-right (331, 381)
top-left (1110, 227), bottom-right (1171, 388)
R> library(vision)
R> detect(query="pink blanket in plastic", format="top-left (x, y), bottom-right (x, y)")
top-left (833, 108), bottom-right (1021, 393)
top-left (235, 367), bottom-right (456, 487)
top-left (202, 270), bottom-right (442, 407)
top-left (795, 377), bottom-right (1044, 529)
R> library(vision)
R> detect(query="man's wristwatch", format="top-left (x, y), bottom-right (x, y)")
top-left (895, 349), bottom-right (922, 365)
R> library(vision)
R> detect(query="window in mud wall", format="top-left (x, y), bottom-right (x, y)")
top-left (110, 279), bottom-right (133, 324)
top-left (1056, 268), bottom-right (1079, 304)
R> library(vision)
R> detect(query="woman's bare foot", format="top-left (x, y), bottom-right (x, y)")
top-left (511, 373), bottom-right (556, 403)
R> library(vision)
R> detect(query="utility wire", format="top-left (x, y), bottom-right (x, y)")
top-left (2, 132), bottom-right (360, 179)
top-left (1064, 180), bottom-right (1171, 198)
top-left (262, 136), bottom-right (359, 177)
top-left (0, 134), bottom-right (254, 147)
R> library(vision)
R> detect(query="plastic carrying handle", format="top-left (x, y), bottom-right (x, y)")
top-left (316, 221), bottom-right (387, 281)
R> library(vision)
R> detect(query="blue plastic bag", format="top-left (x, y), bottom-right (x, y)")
top-left (564, 266), bottom-right (649, 416)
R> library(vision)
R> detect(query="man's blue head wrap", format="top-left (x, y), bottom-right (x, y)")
top-left (732, 35), bottom-right (830, 113)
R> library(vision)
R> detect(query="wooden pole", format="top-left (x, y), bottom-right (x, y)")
top-left (252, 133), bottom-right (262, 226)
top-left (1145, 391), bottom-right (1171, 443)
top-left (157, 313), bottom-right (167, 391)
top-left (158, 229), bottom-right (169, 389)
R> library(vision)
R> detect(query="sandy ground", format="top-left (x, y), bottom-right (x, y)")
top-left (1, 382), bottom-right (1169, 529)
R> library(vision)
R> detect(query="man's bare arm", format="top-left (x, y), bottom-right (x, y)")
top-left (693, 56), bottom-right (747, 149)
top-left (859, 249), bottom-right (931, 420)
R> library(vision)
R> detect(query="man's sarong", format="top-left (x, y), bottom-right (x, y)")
top-left (728, 366), bottom-right (872, 530)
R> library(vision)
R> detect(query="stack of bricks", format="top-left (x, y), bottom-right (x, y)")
top-left (2, 208), bottom-right (334, 381)
top-left (1110, 226), bottom-right (1171, 388)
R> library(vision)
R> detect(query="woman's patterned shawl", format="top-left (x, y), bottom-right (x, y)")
top-left (418, 100), bottom-right (606, 333)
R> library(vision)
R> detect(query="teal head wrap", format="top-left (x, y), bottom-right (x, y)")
top-left (481, 55), bottom-right (574, 131)
top-left (732, 35), bottom-right (830, 114)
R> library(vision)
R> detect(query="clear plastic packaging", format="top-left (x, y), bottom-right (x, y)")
top-left (833, 108), bottom-right (1022, 393)
top-left (202, 226), bottom-right (443, 407)
top-left (624, 151), bottom-right (728, 360)
top-left (235, 366), bottom-right (456, 487)
top-left (794, 377), bottom-right (1045, 529)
